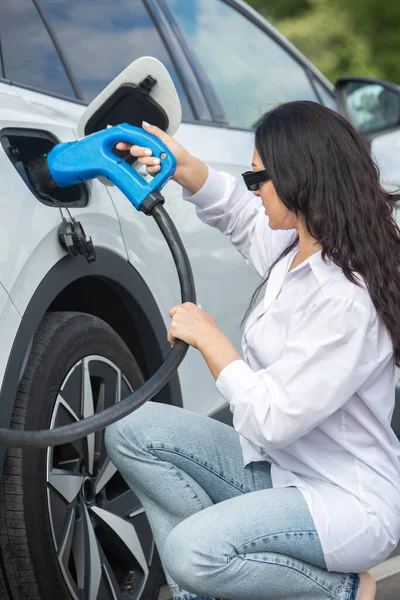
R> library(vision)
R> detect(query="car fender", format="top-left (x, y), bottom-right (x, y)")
top-left (0, 248), bottom-right (182, 475)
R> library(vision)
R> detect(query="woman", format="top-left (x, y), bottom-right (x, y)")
top-left (106, 101), bottom-right (400, 600)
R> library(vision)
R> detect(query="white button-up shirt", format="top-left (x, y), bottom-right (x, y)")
top-left (184, 168), bottom-right (400, 573)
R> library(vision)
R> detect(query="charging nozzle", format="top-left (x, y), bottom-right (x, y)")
top-left (27, 153), bottom-right (59, 194)
top-left (33, 123), bottom-right (176, 211)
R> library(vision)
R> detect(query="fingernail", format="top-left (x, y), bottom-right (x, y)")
top-left (142, 121), bottom-right (151, 127)
top-left (144, 149), bottom-right (152, 156)
top-left (153, 158), bottom-right (160, 165)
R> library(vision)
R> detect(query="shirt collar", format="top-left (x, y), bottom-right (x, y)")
top-left (285, 249), bottom-right (342, 284)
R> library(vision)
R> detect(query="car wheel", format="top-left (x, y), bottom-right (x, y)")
top-left (0, 312), bottom-right (164, 600)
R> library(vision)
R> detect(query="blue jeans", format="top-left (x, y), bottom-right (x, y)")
top-left (105, 402), bottom-right (360, 600)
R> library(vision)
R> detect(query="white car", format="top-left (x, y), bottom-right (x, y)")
top-left (0, 1), bottom-right (399, 600)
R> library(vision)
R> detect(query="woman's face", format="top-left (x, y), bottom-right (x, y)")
top-left (252, 149), bottom-right (298, 230)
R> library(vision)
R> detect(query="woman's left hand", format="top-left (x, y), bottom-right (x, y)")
top-left (168, 302), bottom-right (220, 349)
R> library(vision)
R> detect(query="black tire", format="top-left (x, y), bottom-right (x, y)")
top-left (0, 312), bottom-right (164, 600)
top-left (0, 564), bottom-right (10, 600)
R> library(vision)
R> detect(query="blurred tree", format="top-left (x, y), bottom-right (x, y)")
top-left (246, 0), bottom-right (399, 84)
top-left (247, 0), bottom-right (310, 20)
top-left (336, 0), bottom-right (400, 83)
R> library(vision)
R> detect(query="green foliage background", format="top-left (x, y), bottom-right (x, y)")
top-left (247, 0), bottom-right (400, 84)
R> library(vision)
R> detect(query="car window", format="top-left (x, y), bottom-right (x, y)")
top-left (312, 78), bottom-right (337, 111)
top-left (38, 0), bottom-right (193, 120)
top-left (169, 0), bottom-right (318, 130)
top-left (0, 0), bottom-right (75, 97)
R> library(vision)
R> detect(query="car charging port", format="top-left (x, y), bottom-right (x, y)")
top-left (0, 128), bottom-right (88, 208)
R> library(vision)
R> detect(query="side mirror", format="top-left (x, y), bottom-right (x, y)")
top-left (335, 77), bottom-right (400, 137)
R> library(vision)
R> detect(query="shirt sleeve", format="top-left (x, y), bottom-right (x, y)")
top-left (183, 167), bottom-right (295, 276)
top-left (216, 295), bottom-right (382, 450)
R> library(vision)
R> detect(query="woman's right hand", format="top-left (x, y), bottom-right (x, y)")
top-left (116, 122), bottom-right (208, 194)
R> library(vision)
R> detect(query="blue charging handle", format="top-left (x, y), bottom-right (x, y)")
top-left (47, 123), bottom-right (177, 210)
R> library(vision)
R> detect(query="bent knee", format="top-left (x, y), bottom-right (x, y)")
top-left (105, 402), bottom-right (152, 458)
top-left (105, 401), bottom-right (173, 462)
top-left (163, 514), bottom-right (229, 594)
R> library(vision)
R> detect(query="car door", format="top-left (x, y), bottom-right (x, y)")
top-left (142, 0), bottom-right (325, 416)
top-left (40, 0), bottom-right (325, 418)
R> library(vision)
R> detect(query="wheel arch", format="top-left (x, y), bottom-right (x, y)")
top-left (0, 248), bottom-right (182, 474)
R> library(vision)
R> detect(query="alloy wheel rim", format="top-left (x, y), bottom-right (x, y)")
top-left (46, 355), bottom-right (155, 600)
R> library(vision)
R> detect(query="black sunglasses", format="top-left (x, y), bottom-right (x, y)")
top-left (242, 170), bottom-right (271, 191)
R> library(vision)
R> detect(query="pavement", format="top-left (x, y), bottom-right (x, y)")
top-left (158, 545), bottom-right (400, 599)
top-left (374, 545), bottom-right (400, 600)
top-left (377, 575), bottom-right (399, 600)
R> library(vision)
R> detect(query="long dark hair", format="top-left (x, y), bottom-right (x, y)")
top-left (244, 101), bottom-right (400, 365)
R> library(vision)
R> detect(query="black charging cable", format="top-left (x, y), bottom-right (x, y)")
top-left (0, 196), bottom-right (195, 447)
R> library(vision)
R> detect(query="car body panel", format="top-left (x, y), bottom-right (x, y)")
top-left (0, 84), bottom-right (127, 316)
top-left (12, 85), bottom-right (86, 130)
top-left (372, 130), bottom-right (400, 187)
